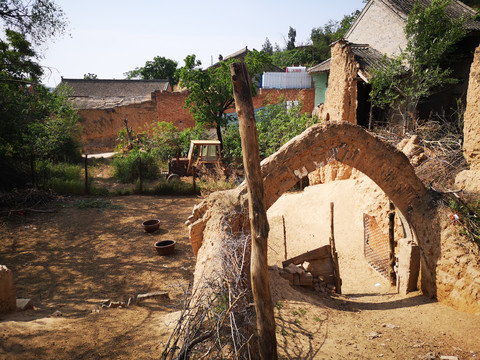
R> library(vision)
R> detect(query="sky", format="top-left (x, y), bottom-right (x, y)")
top-left (40, 0), bottom-right (366, 88)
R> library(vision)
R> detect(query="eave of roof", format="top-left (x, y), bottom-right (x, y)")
top-left (60, 78), bottom-right (170, 98)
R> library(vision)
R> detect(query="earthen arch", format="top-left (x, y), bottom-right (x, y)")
top-left (188, 122), bottom-right (479, 312)
top-left (259, 122), bottom-right (426, 216)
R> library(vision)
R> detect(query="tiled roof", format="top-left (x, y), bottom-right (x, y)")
top-left (308, 59), bottom-right (331, 74)
top-left (60, 79), bottom-right (170, 98)
top-left (308, 43), bottom-right (385, 76)
top-left (384, 0), bottom-right (480, 31)
top-left (350, 44), bottom-right (386, 75)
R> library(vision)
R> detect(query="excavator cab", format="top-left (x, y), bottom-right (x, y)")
top-left (168, 140), bottom-right (222, 177)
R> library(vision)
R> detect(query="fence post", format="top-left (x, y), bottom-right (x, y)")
top-left (84, 154), bottom-right (89, 194)
top-left (388, 202), bottom-right (396, 286)
top-left (330, 202), bottom-right (342, 294)
top-left (192, 165), bottom-right (196, 195)
top-left (139, 155), bottom-right (143, 194)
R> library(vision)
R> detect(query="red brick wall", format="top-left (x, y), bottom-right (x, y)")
top-left (154, 91), bottom-right (195, 130)
top-left (80, 88), bottom-right (315, 152)
top-left (80, 100), bottom-right (159, 153)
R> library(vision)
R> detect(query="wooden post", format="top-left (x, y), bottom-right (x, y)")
top-left (30, 147), bottom-right (35, 187)
top-left (192, 165), bottom-right (196, 195)
top-left (388, 202), bottom-right (396, 286)
top-left (329, 202), bottom-right (342, 294)
top-left (282, 216), bottom-right (287, 260)
top-left (139, 156), bottom-right (143, 194)
top-left (230, 62), bottom-right (278, 360)
top-left (84, 154), bottom-right (89, 195)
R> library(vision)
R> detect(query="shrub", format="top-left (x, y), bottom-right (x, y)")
top-left (112, 150), bottom-right (160, 183)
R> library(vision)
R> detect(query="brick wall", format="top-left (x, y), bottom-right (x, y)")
top-left (154, 91), bottom-right (195, 130)
top-left (80, 88), bottom-right (315, 153)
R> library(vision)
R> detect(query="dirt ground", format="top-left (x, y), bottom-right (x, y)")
top-left (1, 188), bottom-right (479, 359)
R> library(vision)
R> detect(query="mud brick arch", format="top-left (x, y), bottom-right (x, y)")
top-left (187, 122), bottom-right (480, 312)
top-left (259, 122), bottom-right (426, 215)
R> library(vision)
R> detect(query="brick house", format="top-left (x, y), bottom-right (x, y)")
top-left (310, 0), bottom-right (480, 128)
top-left (61, 78), bottom-right (194, 153)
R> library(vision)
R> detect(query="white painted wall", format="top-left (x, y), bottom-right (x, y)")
top-left (346, 0), bottom-right (408, 57)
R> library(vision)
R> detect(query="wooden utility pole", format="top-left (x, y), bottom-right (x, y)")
top-left (230, 62), bottom-right (278, 360)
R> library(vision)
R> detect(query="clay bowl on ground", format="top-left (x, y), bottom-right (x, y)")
top-left (154, 240), bottom-right (176, 256)
top-left (142, 219), bottom-right (160, 233)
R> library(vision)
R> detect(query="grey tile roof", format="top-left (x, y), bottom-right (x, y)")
top-left (350, 44), bottom-right (386, 75)
top-left (60, 79), bottom-right (170, 98)
top-left (308, 59), bottom-right (331, 74)
top-left (384, 0), bottom-right (480, 31)
top-left (308, 43), bottom-right (385, 76)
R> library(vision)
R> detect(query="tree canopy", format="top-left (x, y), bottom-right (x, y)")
top-left (268, 11), bottom-right (360, 69)
top-left (370, 0), bottom-right (468, 130)
top-left (0, 0), bottom-right (68, 45)
top-left (0, 29), bottom-right (81, 188)
top-left (124, 56), bottom-right (179, 85)
top-left (178, 50), bottom-right (271, 148)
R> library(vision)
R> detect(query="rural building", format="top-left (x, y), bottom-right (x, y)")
top-left (62, 56), bottom-right (315, 152)
top-left (61, 78), bottom-right (194, 153)
top-left (310, 0), bottom-right (480, 127)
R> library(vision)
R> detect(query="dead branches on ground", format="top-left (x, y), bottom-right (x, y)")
top-left (160, 219), bottom-right (256, 360)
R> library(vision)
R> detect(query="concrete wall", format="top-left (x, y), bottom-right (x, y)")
top-left (346, 0), bottom-right (407, 57)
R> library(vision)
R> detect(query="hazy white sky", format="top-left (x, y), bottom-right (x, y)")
top-left (40, 0), bottom-right (365, 87)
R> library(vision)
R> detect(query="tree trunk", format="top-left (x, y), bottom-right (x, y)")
top-left (216, 123), bottom-right (223, 151)
top-left (230, 61), bottom-right (278, 360)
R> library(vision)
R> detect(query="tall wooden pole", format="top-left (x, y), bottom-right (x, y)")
top-left (230, 62), bottom-right (278, 360)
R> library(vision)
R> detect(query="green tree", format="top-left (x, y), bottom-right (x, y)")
top-left (370, 0), bottom-right (468, 131)
top-left (310, 10), bottom-right (360, 63)
top-left (0, 30), bottom-right (81, 188)
top-left (271, 48), bottom-right (313, 69)
top-left (222, 100), bottom-right (319, 161)
top-left (287, 26), bottom-right (296, 50)
top-left (125, 56), bottom-right (179, 85)
top-left (0, 0), bottom-right (68, 45)
top-left (262, 37), bottom-right (273, 55)
top-left (178, 50), bottom-right (271, 148)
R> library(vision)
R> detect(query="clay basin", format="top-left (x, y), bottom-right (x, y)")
top-left (154, 240), bottom-right (176, 255)
top-left (142, 219), bottom-right (160, 233)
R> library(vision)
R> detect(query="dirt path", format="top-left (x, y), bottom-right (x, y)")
top-left (268, 180), bottom-right (480, 360)
top-left (0, 190), bottom-right (479, 359)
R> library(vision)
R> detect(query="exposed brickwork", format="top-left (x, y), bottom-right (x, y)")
top-left (79, 88), bottom-right (314, 153)
top-left (254, 88), bottom-right (315, 114)
top-left (154, 91), bottom-right (195, 130)
top-left (79, 98), bottom-right (159, 152)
